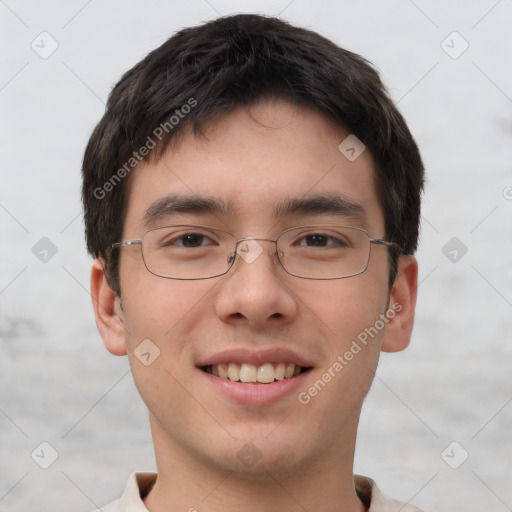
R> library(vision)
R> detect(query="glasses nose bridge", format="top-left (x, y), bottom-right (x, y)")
top-left (240, 237), bottom-right (281, 254)
top-left (228, 236), bottom-right (282, 267)
top-left (237, 236), bottom-right (277, 246)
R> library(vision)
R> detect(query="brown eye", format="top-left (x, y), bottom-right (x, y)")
top-left (180, 233), bottom-right (207, 247)
top-left (297, 233), bottom-right (349, 248)
top-left (160, 232), bottom-right (214, 248)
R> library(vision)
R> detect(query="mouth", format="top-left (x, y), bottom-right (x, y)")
top-left (197, 349), bottom-right (314, 405)
top-left (201, 362), bottom-right (312, 384)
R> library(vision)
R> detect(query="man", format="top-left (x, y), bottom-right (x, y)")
top-left (82, 13), bottom-right (424, 512)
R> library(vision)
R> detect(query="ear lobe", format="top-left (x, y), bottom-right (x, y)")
top-left (381, 255), bottom-right (418, 353)
top-left (90, 258), bottom-right (127, 356)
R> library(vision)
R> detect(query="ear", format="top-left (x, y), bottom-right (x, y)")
top-left (381, 255), bottom-right (418, 353)
top-left (90, 258), bottom-right (127, 356)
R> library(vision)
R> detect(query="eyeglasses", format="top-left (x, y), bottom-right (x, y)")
top-left (112, 224), bottom-right (399, 280)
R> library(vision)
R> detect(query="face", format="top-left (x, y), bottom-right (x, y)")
top-left (92, 99), bottom-right (417, 480)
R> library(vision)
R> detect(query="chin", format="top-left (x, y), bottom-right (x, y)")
top-left (202, 435), bottom-right (317, 481)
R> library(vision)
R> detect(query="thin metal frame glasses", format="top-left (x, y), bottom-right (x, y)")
top-left (112, 224), bottom-right (399, 280)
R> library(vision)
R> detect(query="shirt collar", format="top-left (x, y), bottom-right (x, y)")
top-left (118, 472), bottom-right (156, 511)
top-left (117, 472), bottom-right (419, 511)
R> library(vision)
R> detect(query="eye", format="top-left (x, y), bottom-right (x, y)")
top-left (296, 232), bottom-right (350, 248)
top-left (177, 233), bottom-right (210, 247)
top-left (161, 231), bottom-right (215, 248)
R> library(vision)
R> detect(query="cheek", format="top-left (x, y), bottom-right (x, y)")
top-left (119, 274), bottom-right (216, 419)
top-left (119, 260), bottom-right (218, 354)
top-left (295, 282), bottom-right (386, 419)
top-left (293, 272), bottom-right (388, 350)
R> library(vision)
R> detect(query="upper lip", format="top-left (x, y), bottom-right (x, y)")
top-left (196, 347), bottom-right (314, 368)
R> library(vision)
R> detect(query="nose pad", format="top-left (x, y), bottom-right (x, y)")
top-left (272, 250), bottom-right (283, 266)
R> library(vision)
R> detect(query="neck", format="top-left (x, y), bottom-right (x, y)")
top-left (143, 416), bottom-right (367, 512)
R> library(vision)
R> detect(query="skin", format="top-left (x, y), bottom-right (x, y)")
top-left (91, 99), bottom-right (418, 512)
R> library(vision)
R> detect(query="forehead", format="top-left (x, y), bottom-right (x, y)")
top-left (122, 100), bottom-right (384, 236)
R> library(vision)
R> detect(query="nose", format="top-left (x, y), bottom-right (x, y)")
top-left (214, 238), bottom-right (297, 330)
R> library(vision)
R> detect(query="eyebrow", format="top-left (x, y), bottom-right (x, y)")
top-left (142, 194), bottom-right (230, 226)
top-left (142, 193), bottom-right (367, 227)
top-left (273, 195), bottom-right (367, 224)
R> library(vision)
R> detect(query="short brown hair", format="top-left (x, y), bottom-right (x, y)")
top-left (82, 14), bottom-right (424, 295)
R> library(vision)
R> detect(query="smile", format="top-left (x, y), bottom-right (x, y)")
top-left (202, 362), bottom-right (311, 384)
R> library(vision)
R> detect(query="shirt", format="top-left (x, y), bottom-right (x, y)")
top-left (93, 472), bottom-right (425, 511)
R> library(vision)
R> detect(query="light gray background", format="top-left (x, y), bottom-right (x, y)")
top-left (1, 1), bottom-right (511, 511)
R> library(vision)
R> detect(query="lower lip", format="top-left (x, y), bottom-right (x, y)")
top-left (199, 368), bottom-right (312, 405)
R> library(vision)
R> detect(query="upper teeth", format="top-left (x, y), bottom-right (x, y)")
top-left (208, 362), bottom-right (302, 383)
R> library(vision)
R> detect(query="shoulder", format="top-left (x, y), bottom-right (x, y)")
top-left (90, 472), bottom-right (157, 512)
top-left (355, 475), bottom-right (426, 512)
top-left (90, 499), bottom-right (122, 512)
